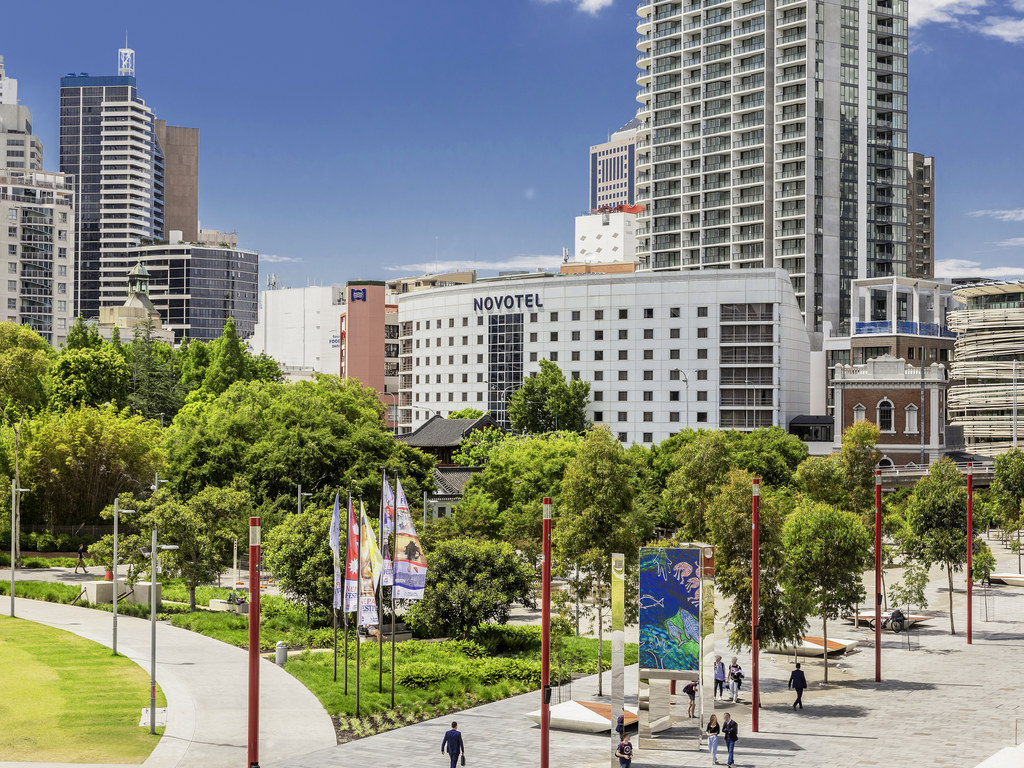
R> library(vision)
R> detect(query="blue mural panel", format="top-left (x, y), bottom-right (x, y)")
top-left (639, 547), bottom-right (701, 673)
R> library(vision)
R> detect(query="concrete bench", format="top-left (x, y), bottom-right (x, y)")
top-left (209, 598), bottom-right (249, 614)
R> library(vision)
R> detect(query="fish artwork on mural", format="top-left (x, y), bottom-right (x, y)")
top-left (639, 547), bottom-right (702, 673)
top-left (639, 594), bottom-right (665, 610)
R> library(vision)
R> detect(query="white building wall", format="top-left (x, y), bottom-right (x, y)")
top-left (247, 285), bottom-right (343, 375)
top-left (397, 270), bottom-right (809, 444)
top-left (574, 211), bottom-right (638, 264)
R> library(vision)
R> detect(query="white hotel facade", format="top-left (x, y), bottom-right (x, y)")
top-left (397, 269), bottom-right (810, 444)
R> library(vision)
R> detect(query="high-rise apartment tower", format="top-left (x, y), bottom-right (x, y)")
top-left (634, 0), bottom-right (908, 342)
top-left (59, 47), bottom-right (165, 319)
top-left (590, 118), bottom-right (641, 210)
top-left (907, 152), bottom-right (933, 279)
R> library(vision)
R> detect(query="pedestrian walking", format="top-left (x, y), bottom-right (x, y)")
top-left (441, 720), bottom-right (465, 768)
top-left (706, 714), bottom-right (721, 765)
top-left (713, 655), bottom-right (726, 699)
top-left (728, 657), bottom-right (744, 703)
top-left (788, 662), bottom-right (807, 710)
top-left (615, 731), bottom-right (633, 767)
top-left (722, 712), bottom-right (738, 766)
top-left (74, 544), bottom-right (86, 574)
top-left (684, 678), bottom-right (699, 718)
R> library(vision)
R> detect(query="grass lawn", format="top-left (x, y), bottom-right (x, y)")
top-left (0, 615), bottom-right (165, 763)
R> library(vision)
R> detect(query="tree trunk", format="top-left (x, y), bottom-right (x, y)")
top-left (947, 564), bottom-right (956, 635)
top-left (822, 616), bottom-right (829, 683)
top-left (189, 584), bottom-right (197, 612)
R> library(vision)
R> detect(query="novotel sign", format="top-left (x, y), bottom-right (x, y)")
top-left (473, 293), bottom-right (544, 312)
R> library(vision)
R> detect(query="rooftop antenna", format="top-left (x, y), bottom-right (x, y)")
top-left (435, 236), bottom-right (439, 274)
top-left (118, 34), bottom-right (135, 77)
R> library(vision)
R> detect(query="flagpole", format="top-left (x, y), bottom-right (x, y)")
top-left (344, 491), bottom-right (351, 695)
top-left (356, 496), bottom-right (363, 718)
top-left (391, 470), bottom-right (397, 709)
top-left (378, 479), bottom-right (384, 694)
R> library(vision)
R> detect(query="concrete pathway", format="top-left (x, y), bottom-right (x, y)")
top-left (267, 541), bottom-right (1024, 768)
top-left (1, 596), bottom-right (335, 768)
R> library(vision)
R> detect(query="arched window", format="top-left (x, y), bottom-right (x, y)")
top-left (877, 399), bottom-right (894, 432)
top-left (853, 403), bottom-right (866, 423)
top-left (878, 456), bottom-right (894, 468)
top-left (904, 404), bottom-right (919, 434)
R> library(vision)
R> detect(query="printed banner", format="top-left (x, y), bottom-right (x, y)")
top-left (638, 547), bottom-right (701, 673)
top-left (358, 501), bottom-right (382, 626)
top-left (329, 492), bottom-right (342, 610)
top-left (343, 499), bottom-right (359, 613)
top-left (393, 478), bottom-right (427, 600)
top-left (381, 472), bottom-right (395, 587)
top-left (611, 552), bottom-right (625, 633)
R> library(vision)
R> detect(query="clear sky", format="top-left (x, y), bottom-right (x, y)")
top-left (1, 0), bottom-right (1023, 288)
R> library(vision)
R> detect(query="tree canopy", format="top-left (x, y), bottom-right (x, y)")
top-left (507, 359), bottom-right (590, 433)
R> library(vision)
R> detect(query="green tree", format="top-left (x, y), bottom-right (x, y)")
top-left (660, 430), bottom-right (730, 539)
top-left (447, 407), bottom-right (486, 420)
top-left (706, 470), bottom-right (807, 651)
top-left (726, 427), bottom-right (809, 487)
top-left (248, 352), bottom-right (284, 384)
top-left (794, 455), bottom-right (848, 507)
top-left (126, 319), bottom-right (182, 421)
top-left (507, 359), bottom-right (590, 433)
top-left (403, 538), bottom-right (534, 639)
top-left (18, 407), bottom-right (163, 528)
top-left (904, 458), bottom-right (969, 634)
top-left (48, 346), bottom-right (130, 410)
top-left (202, 318), bottom-right (248, 395)
top-left (110, 326), bottom-right (123, 352)
top-left (990, 448), bottom-right (1024, 533)
top-left (263, 506), bottom-right (335, 623)
top-left (840, 421), bottom-right (882, 517)
top-left (452, 427), bottom-right (512, 467)
top-left (64, 316), bottom-right (103, 350)
top-left (178, 338), bottom-right (210, 395)
top-left (782, 501), bottom-right (870, 681)
top-left (0, 322), bottom-right (51, 412)
top-left (554, 427), bottom-right (653, 673)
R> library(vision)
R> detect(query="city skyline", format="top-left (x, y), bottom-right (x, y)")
top-left (0, 0), bottom-right (1022, 288)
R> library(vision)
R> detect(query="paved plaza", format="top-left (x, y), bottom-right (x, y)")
top-left (3, 540), bottom-right (1024, 768)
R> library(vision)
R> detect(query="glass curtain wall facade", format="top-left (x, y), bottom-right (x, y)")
top-left (634, 0), bottom-right (907, 341)
top-left (59, 75), bottom-right (165, 319)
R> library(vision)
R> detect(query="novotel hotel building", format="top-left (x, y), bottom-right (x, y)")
top-left (396, 269), bottom-right (810, 444)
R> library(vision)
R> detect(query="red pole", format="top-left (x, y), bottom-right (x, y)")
top-left (967, 463), bottom-right (974, 645)
top-left (247, 516), bottom-right (261, 768)
top-left (751, 478), bottom-right (760, 733)
top-left (541, 497), bottom-right (552, 768)
top-left (874, 469), bottom-right (882, 682)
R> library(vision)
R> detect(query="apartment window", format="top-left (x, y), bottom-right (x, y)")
top-left (697, 306), bottom-right (708, 317)
top-left (477, 354), bottom-right (483, 363)
top-left (7, 210), bottom-right (15, 221)
top-left (477, 335), bottom-right (483, 344)
top-left (594, 391), bottom-right (604, 402)
top-left (618, 329), bottom-right (628, 340)
top-left (644, 329), bottom-right (654, 339)
top-left (530, 332), bottom-right (538, 342)
top-left (696, 370), bottom-right (708, 380)
top-left (643, 370), bottom-right (654, 381)
top-left (448, 392), bottom-right (454, 401)
top-left (571, 371), bottom-right (580, 380)
top-left (6, 298), bottom-right (14, 309)
top-left (643, 412), bottom-right (654, 422)
top-left (595, 310), bottom-right (604, 320)
top-left (449, 319), bottom-right (455, 328)
top-left (7, 280), bottom-right (15, 291)
top-left (618, 412), bottom-right (628, 422)
top-left (462, 373), bottom-right (468, 383)
top-left (670, 307), bottom-right (680, 318)
top-left (696, 412), bottom-right (708, 423)
top-left (595, 371), bottom-right (604, 381)
top-left (550, 352), bottom-right (558, 361)
top-left (550, 332), bottom-right (559, 342)
top-left (670, 328), bottom-right (681, 339)
top-left (669, 412), bottom-right (680, 422)
top-left (57, 317), bottom-right (66, 330)
top-left (57, 300), bottom-right (66, 312)
top-left (477, 392), bottom-right (484, 401)
top-left (462, 392), bottom-right (468, 401)
top-left (425, 320), bottom-right (431, 329)
top-left (595, 350), bottom-right (604, 361)
top-left (643, 349), bottom-right (654, 360)
top-left (530, 312), bottom-right (538, 322)
top-left (618, 371), bottom-right (628, 381)
top-left (643, 308), bottom-right (654, 319)
top-left (618, 432), bottom-right (627, 442)
top-left (463, 317), bottom-right (469, 326)
top-left (617, 391), bottom-right (628, 401)
top-left (448, 356), bottom-right (454, 365)
top-left (6, 246), bottom-right (14, 256)
top-left (619, 309), bottom-right (628, 319)
top-left (462, 355), bottom-right (468, 364)
top-left (697, 328), bottom-right (708, 338)
top-left (595, 330), bottom-right (605, 340)
top-left (550, 312), bottom-right (558, 322)
top-left (643, 432), bottom-right (653, 443)
top-left (594, 411), bottom-right (604, 422)
top-left (530, 352), bottom-right (538, 361)
top-left (478, 316), bottom-right (483, 325)
top-left (669, 369), bottom-right (681, 381)
top-left (571, 351), bottom-right (580, 361)
top-left (669, 391), bottom-right (680, 401)
top-left (619, 350), bottom-right (628, 360)
top-left (572, 330), bottom-right (580, 341)
top-left (643, 391), bottom-right (654, 401)
top-left (58, 248), bottom-right (66, 258)
top-left (697, 391), bottom-right (708, 401)
top-left (59, 212), bottom-right (67, 223)
top-left (697, 348), bottom-right (708, 359)
top-left (477, 373), bottom-right (484, 382)
top-left (571, 310), bottom-right (581, 321)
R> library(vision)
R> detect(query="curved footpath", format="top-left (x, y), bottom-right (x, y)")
top-left (1, 594), bottom-right (336, 768)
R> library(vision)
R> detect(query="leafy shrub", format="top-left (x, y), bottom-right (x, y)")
top-left (395, 662), bottom-right (466, 688)
top-left (35, 533), bottom-right (58, 553)
top-left (471, 624), bottom-right (542, 655)
top-left (474, 658), bottom-right (541, 686)
top-left (55, 533), bottom-right (74, 551)
top-left (439, 639), bottom-right (488, 659)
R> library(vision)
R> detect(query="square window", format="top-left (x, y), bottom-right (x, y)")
top-left (643, 370), bottom-right (654, 381)
top-left (643, 391), bottom-right (653, 401)
top-left (669, 412), bottom-right (680, 422)
top-left (594, 391), bottom-right (604, 401)
top-left (530, 332), bottom-right (538, 342)
top-left (618, 329), bottom-right (628, 340)
top-left (697, 391), bottom-right (708, 401)
top-left (595, 330), bottom-right (604, 340)
top-left (618, 412), bottom-right (628, 422)
top-left (618, 432), bottom-right (627, 442)
top-left (643, 412), bottom-right (653, 422)
top-left (697, 370), bottom-right (708, 380)
top-left (643, 349), bottom-right (653, 360)
top-left (643, 308), bottom-right (653, 319)
top-left (595, 350), bottom-right (604, 361)
top-left (696, 412), bottom-right (708, 422)
top-left (594, 411), bottom-right (604, 422)
top-left (618, 309), bottom-right (628, 319)
top-left (619, 350), bottom-right (628, 360)
top-left (697, 306), bottom-right (708, 317)
top-left (550, 312), bottom-right (559, 321)
top-left (643, 432), bottom-right (653, 443)
top-left (531, 312), bottom-right (538, 322)
top-left (668, 349), bottom-right (680, 360)
top-left (571, 310), bottom-right (581, 321)
top-left (550, 332), bottom-right (559, 342)
top-left (572, 371), bottom-right (580, 380)
top-left (669, 391), bottom-right (680, 401)
top-left (697, 328), bottom-right (708, 338)
top-left (550, 352), bottom-right (559, 361)
top-left (670, 328), bottom-right (681, 339)
top-left (594, 371), bottom-right (604, 381)
top-left (571, 351), bottom-right (580, 361)
top-left (618, 391), bottom-right (628, 401)
top-left (670, 307), bottom-right (680, 318)
top-left (643, 328), bottom-right (654, 339)
top-left (618, 371), bottom-right (628, 381)
top-left (572, 330), bottom-right (580, 341)
top-left (530, 352), bottom-right (538, 361)
top-left (595, 310), bottom-right (605, 320)
top-left (698, 348), bottom-right (708, 359)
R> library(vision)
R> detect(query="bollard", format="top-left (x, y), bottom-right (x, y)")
top-left (275, 641), bottom-right (288, 666)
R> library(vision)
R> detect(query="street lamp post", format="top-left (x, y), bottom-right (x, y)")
top-left (382, 389), bottom-right (399, 436)
top-left (9, 480), bottom-right (29, 618)
top-left (112, 497), bottom-right (137, 655)
top-left (671, 369), bottom-right (690, 427)
top-left (142, 528), bottom-right (177, 735)
top-left (297, 485), bottom-right (313, 515)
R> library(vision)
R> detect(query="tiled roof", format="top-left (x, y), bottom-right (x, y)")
top-left (433, 466), bottom-right (485, 496)
top-left (397, 415), bottom-right (501, 448)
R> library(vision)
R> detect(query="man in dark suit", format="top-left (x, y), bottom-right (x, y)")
top-left (441, 721), bottom-right (464, 768)
top-left (788, 663), bottom-right (807, 709)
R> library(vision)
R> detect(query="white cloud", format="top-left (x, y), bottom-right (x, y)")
top-left (996, 237), bottom-right (1024, 247)
top-left (537, 0), bottom-right (615, 14)
top-left (977, 15), bottom-right (1024, 40)
top-left (969, 209), bottom-right (1024, 222)
top-left (936, 258), bottom-right (1024, 279)
top-left (384, 253), bottom-right (564, 274)
top-left (261, 254), bottom-right (302, 263)
top-left (910, 0), bottom-right (988, 26)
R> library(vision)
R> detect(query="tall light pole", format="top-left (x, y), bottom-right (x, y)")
top-left (9, 481), bottom-right (29, 618)
top-left (297, 485), bottom-right (312, 515)
top-left (112, 497), bottom-right (137, 655)
top-left (966, 463), bottom-right (973, 645)
top-left (751, 477), bottom-right (760, 733)
top-left (247, 516), bottom-right (262, 768)
top-left (874, 469), bottom-right (882, 682)
top-left (671, 369), bottom-right (690, 427)
top-left (540, 497), bottom-right (552, 768)
top-left (142, 528), bottom-right (177, 735)
top-left (382, 390), bottom-right (398, 436)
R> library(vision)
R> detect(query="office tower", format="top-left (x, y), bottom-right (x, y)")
top-left (59, 47), bottom-right (165, 319)
top-left (0, 56), bottom-right (43, 171)
top-left (907, 153), bottom-right (933, 279)
top-left (0, 171), bottom-right (76, 345)
top-left (634, 0), bottom-right (908, 342)
top-left (155, 120), bottom-right (199, 242)
top-left (590, 118), bottom-right (641, 210)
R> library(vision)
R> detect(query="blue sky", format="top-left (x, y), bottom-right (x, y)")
top-left (1, 0), bottom-right (1023, 287)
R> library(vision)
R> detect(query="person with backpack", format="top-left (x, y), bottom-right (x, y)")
top-left (615, 731), bottom-right (633, 767)
top-left (713, 655), bottom-right (726, 699)
top-left (722, 712), bottom-right (738, 766)
top-left (683, 678), bottom-right (699, 718)
top-left (728, 658), bottom-right (744, 703)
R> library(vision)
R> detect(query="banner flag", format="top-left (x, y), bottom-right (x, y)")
top-left (393, 478), bottom-right (427, 600)
top-left (329, 491), bottom-right (342, 610)
top-left (381, 472), bottom-right (395, 587)
top-left (358, 501), bottom-right (382, 626)
top-left (343, 498), bottom-right (359, 613)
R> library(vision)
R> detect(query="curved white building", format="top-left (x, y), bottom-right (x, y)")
top-left (948, 282), bottom-right (1024, 455)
